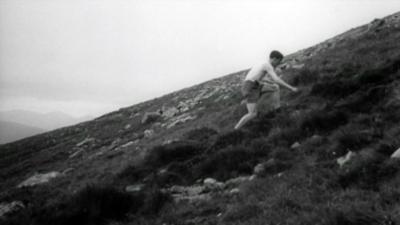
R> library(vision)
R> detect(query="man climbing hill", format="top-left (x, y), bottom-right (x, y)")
top-left (234, 50), bottom-right (298, 130)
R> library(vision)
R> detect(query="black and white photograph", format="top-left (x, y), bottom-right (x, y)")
top-left (1, 0), bottom-right (400, 224)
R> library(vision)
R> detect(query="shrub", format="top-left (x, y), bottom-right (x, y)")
top-left (116, 165), bottom-right (151, 185)
top-left (337, 86), bottom-right (389, 112)
top-left (337, 149), bottom-right (386, 189)
top-left (248, 137), bottom-right (273, 158)
top-left (193, 145), bottom-right (260, 181)
top-left (356, 58), bottom-right (400, 85)
top-left (145, 140), bottom-right (204, 168)
top-left (268, 126), bottom-right (305, 147)
top-left (327, 206), bottom-right (390, 225)
top-left (300, 109), bottom-right (348, 135)
top-left (210, 130), bottom-right (252, 151)
top-left (222, 203), bottom-right (263, 222)
top-left (139, 186), bottom-right (171, 215)
top-left (311, 80), bottom-right (360, 99)
top-left (183, 127), bottom-right (218, 144)
top-left (292, 68), bottom-right (320, 86)
top-left (35, 185), bottom-right (138, 225)
top-left (330, 126), bottom-right (375, 153)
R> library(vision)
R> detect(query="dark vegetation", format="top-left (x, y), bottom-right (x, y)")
top-left (2, 13), bottom-right (400, 225)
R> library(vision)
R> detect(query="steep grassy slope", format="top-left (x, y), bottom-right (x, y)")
top-left (1, 11), bottom-right (400, 225)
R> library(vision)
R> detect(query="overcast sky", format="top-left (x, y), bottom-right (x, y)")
top-left (1, 0), bottom-right (399, 117)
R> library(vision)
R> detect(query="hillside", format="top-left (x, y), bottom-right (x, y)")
top-left (1, 11), bottom-right (400, 225)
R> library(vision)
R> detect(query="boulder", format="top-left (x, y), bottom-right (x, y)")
top-left (225, 176), bottom-right (251, 188)
top-left (144, 129), bottom-right (154, 138)
top-left (120, 141), bottom-right (135, 149)
top-left (229, 188), bottom-right (240, 195)
top-left (69, 147), bottom-right (85, 158)
top-left (76, 137), bottom-right (95, 147)
top-left (391, 148), bottom-right (400, 159)
top-left (0, 201), bottom-right (25, 218)
top-left (204, 178), bottom-right (225, 190)
top-left (254, 158), bottom-right (289, 176)
top-left (162, 107), bottom-right (180, 118)
top-left (291, 142), bottom-right (301, 149)
top-left (337, 151), bottom-right (357, 168)
top-left (166, 114), bottom-right (197, 129)
top-left (17, 171), bottom-right (62, 188)
top-left (125, 184), bottom-right (145, 193)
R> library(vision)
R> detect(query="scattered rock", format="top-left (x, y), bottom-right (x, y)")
top-left (0, 201), bottom-right (25, 218)
top-left (162, 107), bottom-right (180, 118)
top-left (76, 137), bottom-right (95, 147)
top-left (144, 129), bottom-right (154, 138)
top-left (204, 178), bottom-right (225, 190)
top-left (225, 176), bottom-right (251, 188)
top-left (173, 193), bottom-right (212, 203)
top-left (229, 188), bottom-right (240, 195)
top-left (141, 112), bottom-right (162, 124)
top-left (69, 147), bottom-right (85, 158)
top-left (124, 124), bottom-right (131, 130)
top-left (291, 142), bottom-right (301, 149)
top-left (337, 151), bottom-right (357, 168)
top-left (391, 148), bottom-right (400, 159)
top-left (62, 168), bottom-right (74, 175)
top-left (254, 158), bottom-right (289, 176)
top-left (254, 163), bottom-right (266, 176)
top-left (162, 139), bottom-right (179, 145)
top-left (164, 185), bottom-right (210, 203)
top-left (108, 138), bottom-right (122, 150)
top-left (169, 185), bottom-right (205, 196)
top-left (120, 141), bottom-right (135, 149)
top-left (166, 114), bottom-right (197, 129)
top-left (125, 184), bottom-right (145, 193)
top-left (18, 171), bottom-right (62, 188)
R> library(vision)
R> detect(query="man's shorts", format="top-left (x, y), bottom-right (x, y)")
top-left (241, 80), bottom-right (262, 103)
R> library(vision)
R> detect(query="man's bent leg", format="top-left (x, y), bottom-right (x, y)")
top-left (234, 103), bottom-right (258, 130)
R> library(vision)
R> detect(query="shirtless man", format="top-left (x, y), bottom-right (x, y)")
top-left (234, 50), bottom-right (298, 130)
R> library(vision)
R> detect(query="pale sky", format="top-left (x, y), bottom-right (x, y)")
top-left (1, 0), bottom-right (399, 117)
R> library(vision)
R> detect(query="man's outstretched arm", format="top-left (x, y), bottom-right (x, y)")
top-left (264, 64), bottom-right (297, 92)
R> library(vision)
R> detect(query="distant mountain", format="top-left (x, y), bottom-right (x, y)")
top-left (0, 110), bottom-right (93, 131)
top-left (0, 120), bottom-right (45, 144)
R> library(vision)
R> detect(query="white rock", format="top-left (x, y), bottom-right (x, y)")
top-left (18, 171), bottom-right (62, 188)
top-left (204, 178), bottom-right (225, 190)
top-left (229, 188), bottom-right (240, 195)
top-left (391, 148), bottom-right (400, 159)
top-left (204, 178), bottom-right (217, 185)
top-left (144, 129), bottom-right (154, 138)
top-left (162, 107), bottom-right (180, 118)
top-left (254, 163), bottom-right (266, 176)
top-left (62, 168), bottom-right (74, 175)
top-left (225, 176), bottom-right (250, 187)
top-left (337, 151), bottom-right (356, 168)
top-left (121, 141), bottom-right (135, 148)
top-left (69, 148), bottom-right (85, 158)
top-left (76, 137), bottom-right (95, 147)
top-left (0, 201), bottom-right (25, 217)
top-left (291, 142), bottom-right (301, 149)
top-left (125, 184), bottom-right (145, 193)
top-left (124, 124), bottom-right (131, 130)
top-left (249, 175), bottom-right (257, 181)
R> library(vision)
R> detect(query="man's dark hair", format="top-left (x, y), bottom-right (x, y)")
top-left (269, 50), bottom-right (284, 60)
